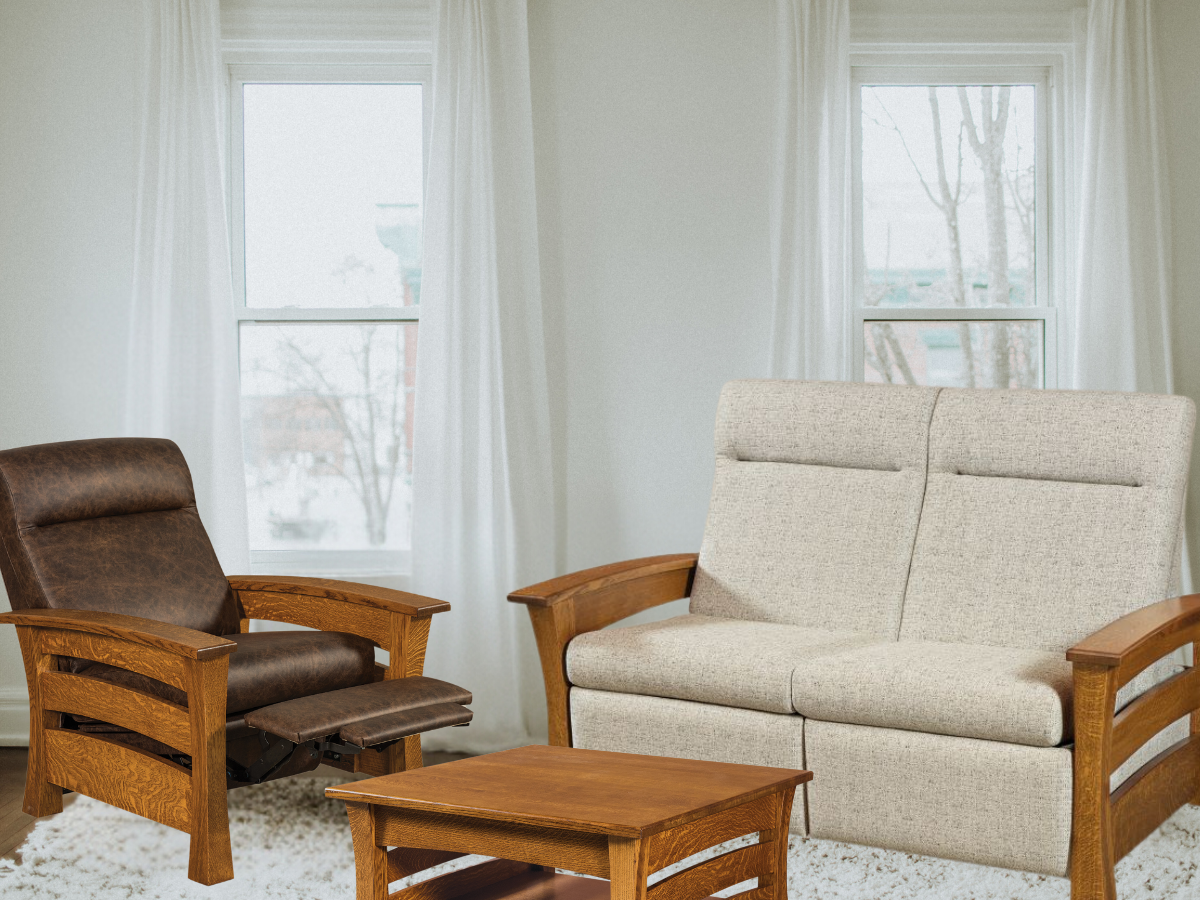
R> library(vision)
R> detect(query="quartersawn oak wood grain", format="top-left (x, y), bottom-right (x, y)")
top-left (375, 807), bottom-right (612, 879)
top-left (327, 745), bottom-right (809, 837)
top-left (393, 858), bottom-right (535, 900)
top-left (388, 847), bottom-right (466, 882)
top-left (39, 670), bottom-right (191, 754)
top-left (237, 590), bottom-right (392, 647)
top-left (1111, 734), bottom-right (1200, 861)
top-left (1068, 592), bottom-right (1200, 899)
top-left (43, 728), bottom-right (192, 831)
top-left (647, 794), bottom-right (777, 871)
top-left (8, 572), bottom-right (453, 886)
top-left (229, 576), bottom-right (450, 617)
top-left (0, 608), bottom-right (236, 660)
top-left (646, 842), bottom-right (771, 900)
top-left (507, 557), bottom-right (696, 747)
top-left (332, 745), bottom-right (804, 900)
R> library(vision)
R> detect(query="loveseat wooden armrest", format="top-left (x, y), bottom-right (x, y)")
top-left (0, 607), bottom-right (235, 884)
top-left (508, 554), bottom-right (697, 746)
top-left (228, 576), bottom-right (451, 774)
top-left (1067, 594), bottom-right (1200, 900)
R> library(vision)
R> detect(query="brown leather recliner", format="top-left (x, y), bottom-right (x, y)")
top-left (0, 437), bottom-right (472, 885)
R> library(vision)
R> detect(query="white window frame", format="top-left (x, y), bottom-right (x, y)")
top-left (228, 62), bottom-right (431, 577)
top-left (850, 48), bottom-right (1074, 389)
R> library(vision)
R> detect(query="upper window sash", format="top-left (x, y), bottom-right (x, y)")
top-left (228, 63), bottom-right (431, 324)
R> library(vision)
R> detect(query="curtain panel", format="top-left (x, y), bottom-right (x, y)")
top-left (412, 0), bottom-right (557, 752)
top-left (769, 0), bottom-right (852, 381)
top-left (126, 0), bottom-right (249, 573)
top-left (1071, 0), bottom-right (1174, 396)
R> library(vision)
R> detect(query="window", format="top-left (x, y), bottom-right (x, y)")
top-left (231, 66), bottom-right (430, 576)
top-left (852, 64), bottom-right (1057, 388)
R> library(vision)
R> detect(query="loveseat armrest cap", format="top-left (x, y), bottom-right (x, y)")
top-left (1067, 594), bottom-right (1200, 668)
top-left (507, 553), bottom-right (699, 607)
top-left (0, 607), bottom-right (236, 660)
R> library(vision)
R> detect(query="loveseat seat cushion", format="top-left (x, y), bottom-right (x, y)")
top-left (688, 381), bottom-right (938, 637)
top-left (566, 613), bottom-right (876, 714)
top-left (790, 640), bottom-right (1073, 747)
top-left (77, 629), bottom-right (377, 714)
top-left (899, 388), bottom-right (1194, 652)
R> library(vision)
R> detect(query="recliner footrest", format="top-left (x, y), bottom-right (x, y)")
top-left (243, 676), bottom-right (472, 747)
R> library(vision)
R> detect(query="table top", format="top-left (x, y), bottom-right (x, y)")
top-left (326, 744), bottom-right (810, 837)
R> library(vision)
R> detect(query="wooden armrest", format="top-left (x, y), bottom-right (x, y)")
top-left (227, 576), bottom-right (450, 617)
top-left (508, 554), bottom-right (698, 747)
top-left (1067, 594), bottom-right (1200, 679)
top-left (508, 553), bottom-right (698, 608)
top-left (0, 608), bottom-right (236, 660)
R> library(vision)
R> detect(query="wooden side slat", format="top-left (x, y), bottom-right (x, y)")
top-left (1112, 734), bottom-right (1200, 860)
top-left (572, 569), bottom-right (695, 636)
top-left (388, 847), bottom-right (466, 882)
top-left (1112, 665), bottom-right (1200, 771)
top-left (43, 728), bottom-right (191, 831)
top-left (39, 671), bottom-right (191, 753)
top-left (391, 859), bottom-right (535, 900)
top-left (239, 590), bottom-right (391, 647)
top-left (646, 843), bottom-right (771, 900)
top-left (648, 794), bottom-right (777, 872)
top-left (38, 627), bottom-right (188, 690)
top-left (375, 807), bottom-right (610, 879)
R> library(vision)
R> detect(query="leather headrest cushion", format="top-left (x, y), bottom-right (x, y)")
top-left (0, 437), bottom-right (196, 529)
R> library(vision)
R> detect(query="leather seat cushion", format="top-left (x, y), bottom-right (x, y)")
top-left (790, 641), bottom-right (1073, 747)
top-left (76, 630), bottom-right (377, 715)
top-left (566, 613), bottom-right (878, 714)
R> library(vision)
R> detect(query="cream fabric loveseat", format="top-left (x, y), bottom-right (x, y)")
top-left (510, 380), bottom-right (1198, 900)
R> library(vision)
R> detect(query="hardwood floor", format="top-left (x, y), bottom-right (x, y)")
top-left (0, 746), bottom-right (470, 859)
top-left (1, 747), bottom-right (35, 857)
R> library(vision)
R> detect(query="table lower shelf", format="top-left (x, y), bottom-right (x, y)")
top-left (445, 869), bottom-right (719, 900)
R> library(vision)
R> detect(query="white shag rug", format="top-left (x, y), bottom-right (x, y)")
top-left (2, 777), bottom-right (1199, 899)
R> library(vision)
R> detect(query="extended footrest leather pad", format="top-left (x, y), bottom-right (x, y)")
top-left (243, 676), bottom-right (472, 747)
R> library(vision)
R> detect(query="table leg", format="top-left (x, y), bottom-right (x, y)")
top-left (608, 835), bottom-right (649, 900)
top-left (346, 801), bottom-right (389, 900)
top-left (761, 788), bottom-right (795, 900)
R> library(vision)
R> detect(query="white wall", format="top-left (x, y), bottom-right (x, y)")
top-left (1159, 0), bottom-right (1200, 596)
top-left (528, 0), bottom-right (776, 581)
top-left (0, 0), bottom-right (141, 741)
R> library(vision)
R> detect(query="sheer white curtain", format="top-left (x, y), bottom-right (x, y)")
top-left (126, 0), bottom-right (249, 572)
top-left (769, 0), bottom-right (852, 381)
top-left (412, 0), bottom-right (556, 752)
top-left (1071, 0), bottom-right (1173, 395)
top-left (1072, 0), bottom-right (1190, 592)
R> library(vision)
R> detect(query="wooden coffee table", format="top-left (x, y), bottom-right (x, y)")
top-left (327, 745), bottom-right (809, 900)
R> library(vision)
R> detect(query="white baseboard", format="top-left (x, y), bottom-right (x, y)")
top-left (0, 687), bottom-right (29, 746)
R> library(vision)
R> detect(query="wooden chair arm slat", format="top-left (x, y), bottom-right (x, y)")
top-left (0, 608), bottom-right (236, 660)
top-left (228, 576), bottom-right (450, 617)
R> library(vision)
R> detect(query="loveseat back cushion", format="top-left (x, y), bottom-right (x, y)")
top-left (0, 437), bottom-right (239, 636)
top-left (689, 380), bottom-right (938, 636)
top-left (899, 389), bottom-right (1195, 652)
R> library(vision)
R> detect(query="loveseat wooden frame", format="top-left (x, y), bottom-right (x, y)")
top-left (509, 553), bottom-right (1200, 900)
top-left (2, 575), bottom-right (449, 886)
